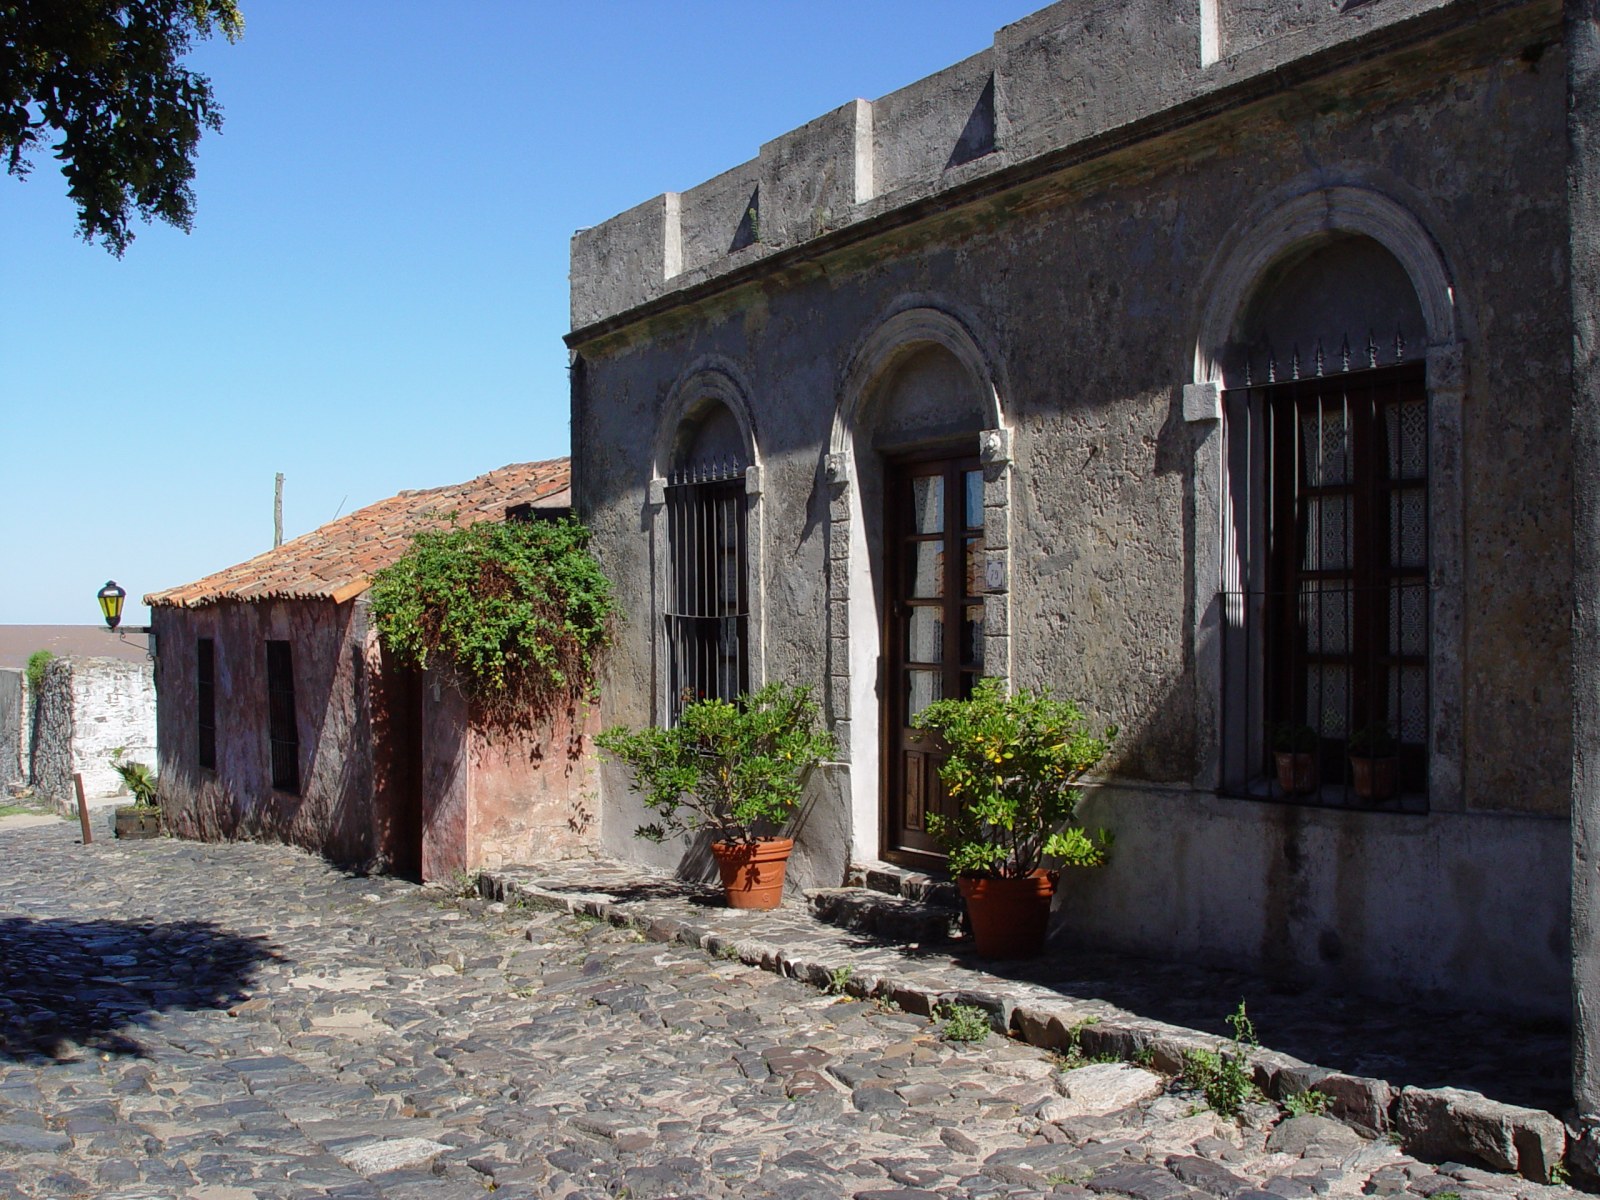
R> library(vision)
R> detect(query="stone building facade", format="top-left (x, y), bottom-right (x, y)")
top-left (146, 460), bottom-right (592, 881)
top-left (570, 0), bottom-right (1600, 1108)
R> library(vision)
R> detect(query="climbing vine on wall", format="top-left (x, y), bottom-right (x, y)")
top-left (369, 515), bottom-right (615, 727)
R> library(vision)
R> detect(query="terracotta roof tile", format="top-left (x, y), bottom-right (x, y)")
top-left (145, 459), bottom-right (571, 609)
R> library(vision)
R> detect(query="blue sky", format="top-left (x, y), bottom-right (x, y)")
top-left (1, 1), bottom-right (1040, 626)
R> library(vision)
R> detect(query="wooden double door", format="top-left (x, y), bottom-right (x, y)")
top-left (883, 452), bottom-right (986, 864)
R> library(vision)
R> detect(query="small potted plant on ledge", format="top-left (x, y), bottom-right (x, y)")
top-left (914, 677), bottom-right (1115, 960)
top-left (1272, 722), bottom-right (1319, 796)
top-left (1347, 722), bottom-right (1399, 803)
top-left (110, 755), bottom-right (161, 839)
top-left (597, 683), bottom-right (834, 910)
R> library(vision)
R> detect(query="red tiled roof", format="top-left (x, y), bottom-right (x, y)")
top-left (145, 459), bottom-right (571, 609)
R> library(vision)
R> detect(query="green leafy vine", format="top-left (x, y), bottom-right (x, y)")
top-left (369, 515), bottom-right (616, 728)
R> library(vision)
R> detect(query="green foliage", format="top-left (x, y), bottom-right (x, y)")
top-left (1348, 722), bottom-right (1398, 757)
top-left (1272, 722), bottom-right (1318, 753)
top-left (1549, 1162), bottom-right (1571, 1186)
top-left (24, 649), bottom-right (54, 692)
top-left (370, 515), bottom-right (615, 726)
top-left (938, 1002), bottom-right (992, 1043)
top-left (110, 757), bottom-right (158, 808)
top-left (1, 1), bottom-right (244, 255)
top-left (825, 964), bottom-right (854, 996)
top-left (597, 683), bottom-right (834, 846)
top-left (914, 677), bottom-right (1115, 878)
top-left (1283, 1088), bottom-right (1330, 1118)
top-left (1181, 1001), bottom-right (1262, 1118)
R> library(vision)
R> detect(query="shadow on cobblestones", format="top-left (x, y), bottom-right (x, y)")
top-left (0, 916), bottom-right (280, 1062)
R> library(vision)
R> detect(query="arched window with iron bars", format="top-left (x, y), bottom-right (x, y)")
top-left (1219, 334), bottom-right (1429, 810)
top-left (664, 455), bottom-right (749, 722)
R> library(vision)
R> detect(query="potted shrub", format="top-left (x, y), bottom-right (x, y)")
top-left (1347, 722), bottom-right (1399, 802)
top-left (914, 677), bottom-right (1115, 959)
top-left (110, 756), bottom-right (161, 840)
top-left (1272, 722), bottom-right (1319, 796)
top-left (597, 683), bottom-right (834, 910)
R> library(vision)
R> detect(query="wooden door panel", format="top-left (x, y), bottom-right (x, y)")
top-left (884, 452), bottom-right (982, 864)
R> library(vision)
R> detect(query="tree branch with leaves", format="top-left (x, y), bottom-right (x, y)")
top-left (1, 0), bottom-right (243, 255)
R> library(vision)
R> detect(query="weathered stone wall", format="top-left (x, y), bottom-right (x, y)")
top-left (29, 656), bottom-right (156, 808)
top-left (154, 599), bottom-right (377, 864)
top-left (156, 598), bottom-right (601, 881)
top-left (571, 0), bottom-right (1571, 1011)
top-left (418, 671), bottom-right (599, 883)
top-left (0, 668), bottom-right (24, 789)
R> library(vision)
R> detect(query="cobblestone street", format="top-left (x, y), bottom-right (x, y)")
top-left (0, 821), bottom-right (1580, 1200)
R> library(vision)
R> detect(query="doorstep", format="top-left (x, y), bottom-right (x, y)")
top-left (482, 855), bottom-right (1574, 1183)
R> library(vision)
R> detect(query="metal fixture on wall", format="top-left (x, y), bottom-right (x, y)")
top-left (96, 580), bottom-right (157, 659)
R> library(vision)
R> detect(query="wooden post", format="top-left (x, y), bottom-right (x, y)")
top-left (274, 472), bottom-right (285, 548)
top-left (73, 773), bottom-right (92, 844)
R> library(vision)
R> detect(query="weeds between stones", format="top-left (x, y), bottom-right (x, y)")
top-left (1283, 1087), bottom-right (1330, 1117)
top-left (1180, 1001), bottom-right (1263, 1117)
top-left (938, 1002), bottom-right (992, 1044)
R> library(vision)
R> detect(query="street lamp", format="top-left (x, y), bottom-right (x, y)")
top-left (97, 580), bottom-right (126, 631)
top-left (95, 581), bottom-right (155, 659)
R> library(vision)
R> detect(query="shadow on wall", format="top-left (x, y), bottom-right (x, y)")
top-left (0, 915), bottom-right (281, 1062)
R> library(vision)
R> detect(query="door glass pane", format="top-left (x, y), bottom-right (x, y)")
top-left (962, 604), bottom-right (985, 668)
top-left (1303, 496), bottom-right (1350, 571)
top-left (1390, 488), bottom-right (1425, 568)
top-left (964, 470), bottom-right (984, 530)
top-left (1305, 664), bottom-right (1348, 737)
top-left (905, 607), bottom-right (942, 664)
top-left (964, 536), bottom-right (986, 597)
top-left (1390, 583), bottom-right (1426, 657)
top-left (910, 476), bottom-right (944, 535)
top-left (905, 542), bottom-right (943, 598)
top-left (1387, 400), bottom-right (1427, 480)
top-left (1389, 666), bottom-right (1427, 744)
top-left (906, 670), bottom-right (941, 724)
top-left (1300, 581), bottom-right (1348, 656)
top-left (1301, 406), bottom-right (1349, 486)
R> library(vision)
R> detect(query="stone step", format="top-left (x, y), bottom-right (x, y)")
top-left (846, 860), bottom-right (961, 909)
top-left (807, 886), bottom-right (962, 944)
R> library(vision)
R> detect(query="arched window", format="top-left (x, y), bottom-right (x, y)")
top-left (665, 403), bottom-right (749, 719)
top-left (1218, 235), bottom-right (1430, 809)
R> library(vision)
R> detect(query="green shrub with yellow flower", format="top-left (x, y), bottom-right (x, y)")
top-left (915, 677), bottom-right (1115, 879)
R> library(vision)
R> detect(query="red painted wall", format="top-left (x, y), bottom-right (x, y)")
top-left (156, 596), bottom-right (597, 880)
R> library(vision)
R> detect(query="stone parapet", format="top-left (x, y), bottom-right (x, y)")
top-left (569, 0), bottom-right (1472, 335)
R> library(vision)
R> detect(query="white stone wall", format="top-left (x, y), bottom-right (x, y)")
top-left (31, 656), bottom-right (156, 807)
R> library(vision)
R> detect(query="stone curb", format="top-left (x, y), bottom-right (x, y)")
top-left (481, 868), bottom-right (1569, 1183)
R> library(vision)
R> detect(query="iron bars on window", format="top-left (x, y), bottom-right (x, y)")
top-left (664, 459), bottom-right (749, 723)
top-left (1218, 357), bottom-right (1429, 811)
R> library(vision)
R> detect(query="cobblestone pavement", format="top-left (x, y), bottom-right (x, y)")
top-left (0, 822), bottom-right (1580, 1200)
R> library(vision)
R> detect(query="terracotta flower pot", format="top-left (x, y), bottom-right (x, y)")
top-left (1274, 751), bottom-right (1317, 795)
top-left (711, 837), bottom-right (794, 910)
top-left (113, 806), bottom-right (161, 840)
top-left (1349, 755), bottom-right (1397, 802)
top-left (959, 870), bottom-right (1059, 959)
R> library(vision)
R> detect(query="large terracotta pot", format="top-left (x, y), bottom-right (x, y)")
top-left (1274, 751), bottom-right (1317, 796)
top-left (1349, 756), bottom-right (1397, 802)
top-left (711, 837), bottom-right (794, 910)
top-left (959, 870), bottom-right (1059, 959)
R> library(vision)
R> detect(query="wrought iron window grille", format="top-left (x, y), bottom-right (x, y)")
top-left (664, 456), bottom-right (749, 723)
top-left (1220, 344), bottom-right (1428, 813)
